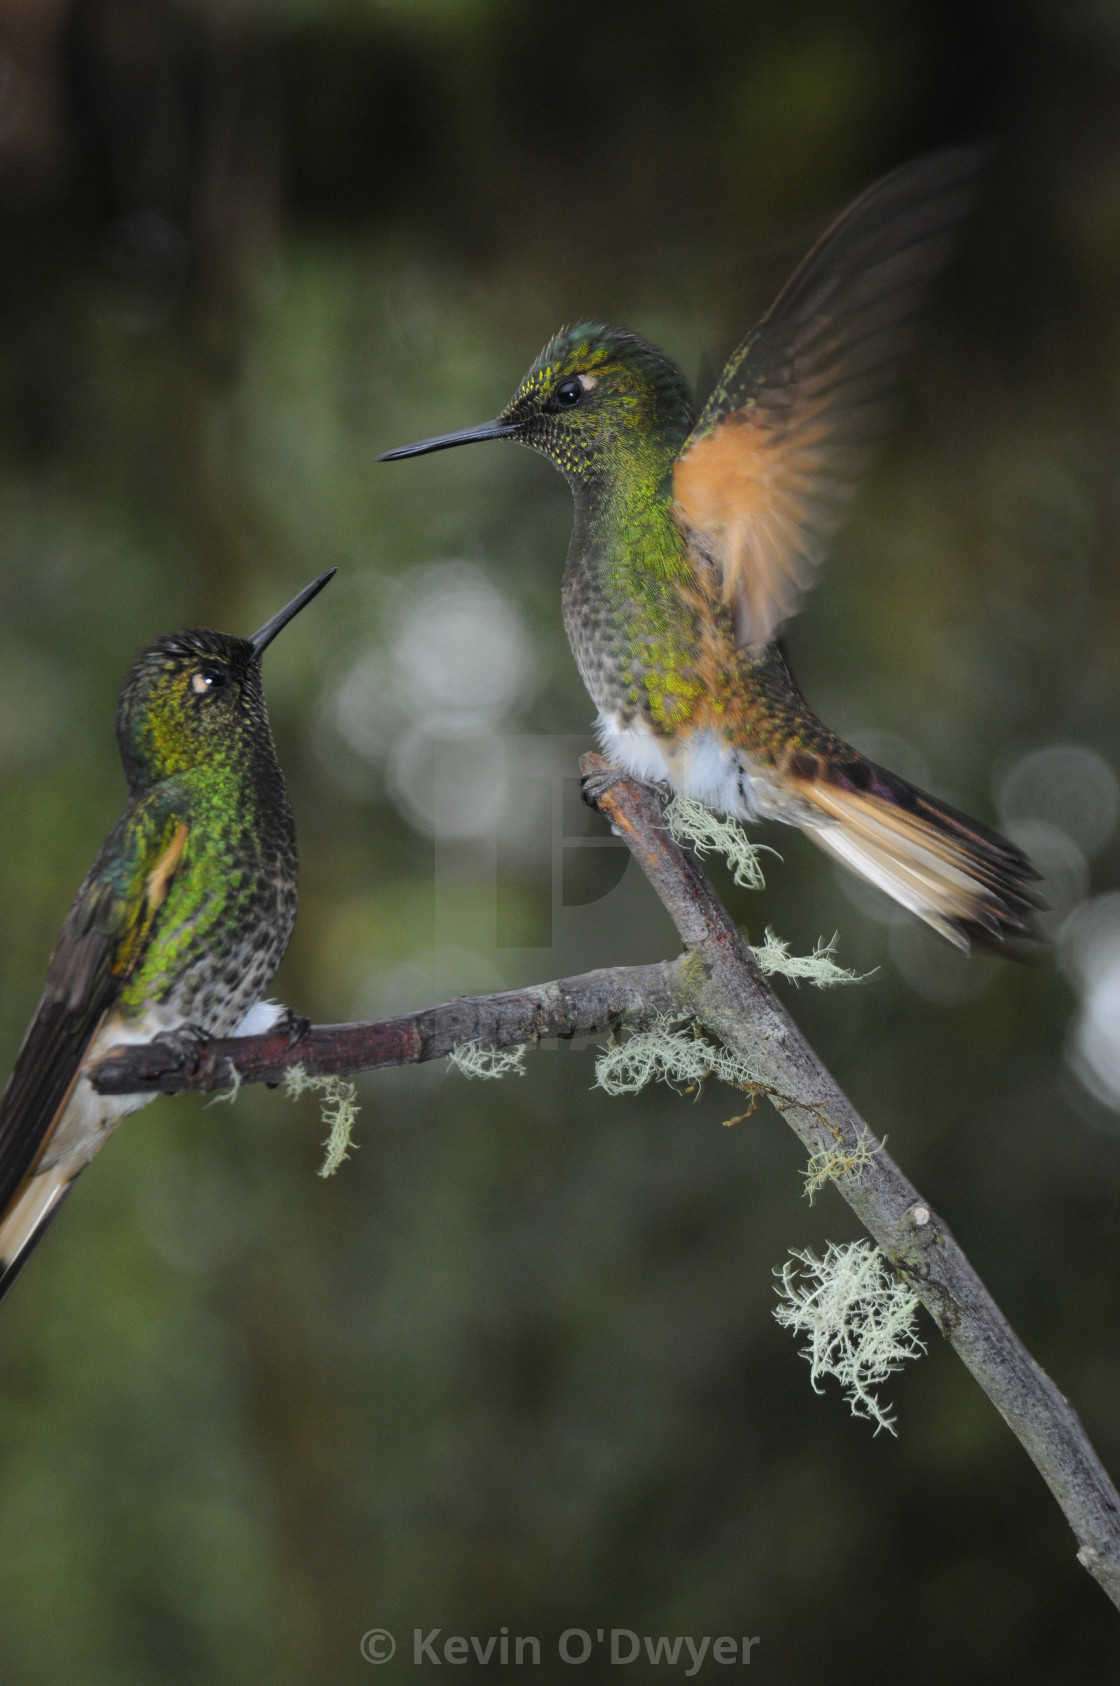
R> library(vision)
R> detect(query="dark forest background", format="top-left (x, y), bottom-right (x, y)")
top-left (0, 1), bottom-right (1119, 1681)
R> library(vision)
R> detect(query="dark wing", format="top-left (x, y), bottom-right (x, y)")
top-left (672, 148), bottom-right (983, 648)
top-left (0, 803), bottom-right (189, 1220)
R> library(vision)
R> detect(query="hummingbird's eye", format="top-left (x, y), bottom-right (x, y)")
top-left (191, 663), bottom-right (228, 696)
top-left (553, 377), bottom-right (584, 408)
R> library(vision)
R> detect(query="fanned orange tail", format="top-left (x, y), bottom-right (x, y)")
top-left (792, 761), bottom-right (1044, 950)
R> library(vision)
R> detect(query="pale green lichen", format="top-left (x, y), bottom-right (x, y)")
top-left (284, 1064), bottom-right (361, 1178)
top-left (205, 1062), bottom-right (243, 1107)
top-left (448, 1041), bottom-right (527, 1080)
top-left (772, 1240), bottom-right (925, 1435)
top-left (802, 1131), bottom-right (883, 1204)
top-left (665, 794), bottom-right (776, 890)
top-left (594, 1017), bottom-right (763, 1098)
top-left (751, 928), bottom-right (862, 988)
top-left (665, 799), bottom-right (861, 986)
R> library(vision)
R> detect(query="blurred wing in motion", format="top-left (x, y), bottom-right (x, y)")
top-left (673, 148), bottom-right (982, 649)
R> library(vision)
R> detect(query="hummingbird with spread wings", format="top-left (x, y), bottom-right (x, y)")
top-left (0, 571), bottom-right (334, 1304)
top-left (382, 150), bottom-right (1040, 949)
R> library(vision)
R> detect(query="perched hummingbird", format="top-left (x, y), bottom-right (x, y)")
top-left (0, 571), bottom-right (334, 1304)
top-left (381, 150), bottom-right (1040, 949)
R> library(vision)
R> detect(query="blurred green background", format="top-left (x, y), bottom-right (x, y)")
top-left (0, 0), bottom-right (1119, 1680)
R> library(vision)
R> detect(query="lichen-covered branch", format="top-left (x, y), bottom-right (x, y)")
top-left (91, 961), bottom-right (685, 1094)
top-left (580, 753), bottom-right (1120, 1613)
top-left (90, 755), bottom-right (1120, 1610)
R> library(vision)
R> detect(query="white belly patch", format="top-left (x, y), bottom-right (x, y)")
top-left (594, 712), bottom-right (805, 825)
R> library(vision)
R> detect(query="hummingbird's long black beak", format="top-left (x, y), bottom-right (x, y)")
top-left (249, 569), bottom-right (337, 658)
top-left (378, 420), bottom-right (522, 460)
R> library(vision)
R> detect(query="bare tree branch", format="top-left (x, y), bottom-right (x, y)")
top-left (91, 754), bottom-right (1120, 1610)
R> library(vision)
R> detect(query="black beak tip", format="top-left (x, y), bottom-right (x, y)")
top-left (249, 568), bottom-right (337, 657)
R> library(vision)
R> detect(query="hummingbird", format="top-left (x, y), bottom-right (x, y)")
top-left (381, 150), bottom-right (1040, 949)
top-left (0, 570), bottom-right (335, 1305)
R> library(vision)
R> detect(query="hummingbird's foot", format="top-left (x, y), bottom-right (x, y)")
top-left (580, 755), bottom-right (672, 813)
top-left (276, 1007), bottom-right (312, 1044)
top-left (580, 756), bottom-right (630, 811)
top-left (147, 1023), bottom-right (210, 1073)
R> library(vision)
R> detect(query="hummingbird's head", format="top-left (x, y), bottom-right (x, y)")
top-left (380, 322), bottom-right (694, 491)
top-left (115, 571), bottom-right (335, 794)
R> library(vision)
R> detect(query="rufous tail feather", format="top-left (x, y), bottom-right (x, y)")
top-left (792, 762), bottom-right (1043, 950)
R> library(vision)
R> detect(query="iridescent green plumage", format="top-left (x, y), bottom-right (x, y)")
top-left (499, 323), bottom-right (702, 731)
top-left (0, 573), bottom-right (333, 1304)
top-left (382, 153), bottom-right (1043, 950)
top-left (111, 625), bottom-right (300, 1026)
